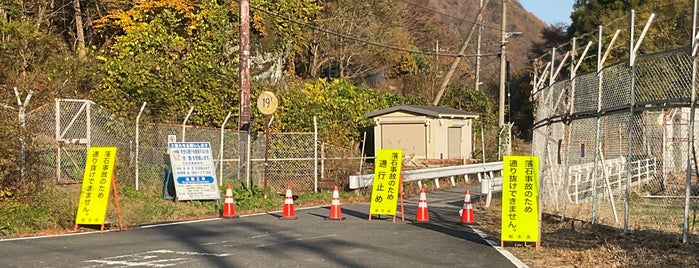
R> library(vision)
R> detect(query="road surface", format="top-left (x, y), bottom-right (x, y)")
top-left (0, 187), bottom-right (525, 268)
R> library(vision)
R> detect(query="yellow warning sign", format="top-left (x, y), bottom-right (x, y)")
top-left (75, 147), bottom-right (117, 225)
top-left (369, 149), bottom-right (403, 215)
top-left (501, 155), bottom-right (539, 243)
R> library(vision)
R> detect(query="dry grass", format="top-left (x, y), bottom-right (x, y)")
top-left (473, 197), bottom-right (699, 267)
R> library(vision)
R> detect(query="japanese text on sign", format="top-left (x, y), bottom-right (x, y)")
top-left (75, 147), bottom-right (117, 225)
top-left (369, 149), bottom-right (403, 215)
top-left (168, 142), bottom-right (220, 201)
top-left (501, 155), bottom-right (539, 243)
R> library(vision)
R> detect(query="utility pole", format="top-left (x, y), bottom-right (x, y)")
top-left (498, 0), bottom-right (508, 129)
top-left (239, 0), bottom-right (251, 183)
top-left (498, 0), bottom-right (520, 157)
top-left (433, 40), bottom-right (448, 99)
top-left (475, 0), bottom-right (483, 91)
top-left (432, 0), bottom-right (491, 106)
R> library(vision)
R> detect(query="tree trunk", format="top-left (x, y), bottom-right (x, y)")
top-left (73, 0), bottom-right (86, 59)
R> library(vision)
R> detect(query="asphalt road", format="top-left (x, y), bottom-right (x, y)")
top-left (0, 187), bottom-right (524, 268)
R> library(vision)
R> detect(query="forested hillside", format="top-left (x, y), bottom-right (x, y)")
top-left (0, 0), bottom-right (546, 127)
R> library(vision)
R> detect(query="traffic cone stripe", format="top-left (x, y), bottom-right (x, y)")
top-left (461, 189), bottom-right (474, 224)
top-left (222, 184), bottom-right (239, 219)
top-left (415, 188), bottom-right (429, 222)
top-left (281, 184), bottom-right (298, 220)
top-left (328, 185), bottom-right (344, 220)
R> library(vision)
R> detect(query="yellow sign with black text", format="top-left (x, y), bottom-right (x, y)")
top-left (501, 155), bottom-right (539, 243)
top-left (369, 149), bottom-right (403, 215)
top-left (75, 147), bottom-right (117, 225)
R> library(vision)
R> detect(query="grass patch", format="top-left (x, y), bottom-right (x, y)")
top-left (0, 181), bottom-right (374, 238)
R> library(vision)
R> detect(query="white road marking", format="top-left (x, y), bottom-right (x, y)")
top-left (83, 249), bottom-right (229, 267)
top-left (148, 249), bottom-right (230, 257)
top-left (471, 227), bottom-right (530, 268)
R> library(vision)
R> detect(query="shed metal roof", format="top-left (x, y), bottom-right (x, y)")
top-left (365, 105), bottom-right (479, 119)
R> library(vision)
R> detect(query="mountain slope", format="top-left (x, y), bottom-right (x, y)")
top-left (402, 0), bottom-right (547, 77)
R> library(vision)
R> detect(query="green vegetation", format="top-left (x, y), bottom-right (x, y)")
top-left (1, 0), bottom-right (693, 240)
top-left (0, 181), bottom-right (369, 238)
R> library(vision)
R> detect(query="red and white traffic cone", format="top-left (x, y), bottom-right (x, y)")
top-left (415, 187), bottom-right (429, 222)
top-left (327, 185), bottom-right (344, 220)
top-left (461, 189), bottom-right (475, 224)
top-left (222, 184), bottom-right (239, 219)
top-left (281, 184), bottom-right (298, 220)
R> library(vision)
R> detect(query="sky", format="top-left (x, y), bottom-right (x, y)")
top-left (518, 0), bottom-right (576, 25)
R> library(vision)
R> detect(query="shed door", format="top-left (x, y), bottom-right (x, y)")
top-left (447, 127), bottom-right (462, 159)
top-left (381, 124), bottom-right (426, 158)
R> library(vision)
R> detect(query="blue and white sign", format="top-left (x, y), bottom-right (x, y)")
top-left (168, 142), bottom-right (219, 201)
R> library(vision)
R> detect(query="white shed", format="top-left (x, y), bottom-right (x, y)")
top-left (365, 105), bottom-right (479, 161)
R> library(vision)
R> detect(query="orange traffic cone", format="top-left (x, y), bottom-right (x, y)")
top-left (328, 185), bottom-right (344, 220)
top-left (415, 187), bottom-right (429, 222)
top-left (222, 184), bottom-right (239, 219)
top-left (281, 184), bottom-right (298, 220)
top-left (461, 189), bottom-right (474, 224)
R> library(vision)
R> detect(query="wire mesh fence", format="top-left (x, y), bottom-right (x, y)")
top-left (0, 99), bottom-right (329, 196)
top-left (532, 46), bottom-right (699, 240)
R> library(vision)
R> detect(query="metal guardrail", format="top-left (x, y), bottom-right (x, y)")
top-left (349, 161), bottom-right (503, 189)
top-left (479, 174), bottom-right (503, 194)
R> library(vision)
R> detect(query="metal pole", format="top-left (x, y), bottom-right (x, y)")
top-left (13, 87), bottom-right (31, 186)
top-left (359, 132), bottom-right (366, 174)
top-left (625, 10), bottom-right (636, 233)
top-left (684, 0), bottom-right (698, 244)
top-left (182, 107), bottom-right (194, 142)
top-left (314, 116), bottom-right (318, 192)
top-left (624, 10), bottom-right (655, 233)
top-left (135, 102), bottom-right (147, 191)
top-left (481, 124), bottom-right (486, 164)
top-left (246, 132), bottom-right (251, 188)
top-left (592, 26), bottom-right (604, 224)
top-left (560, 38), bottom-right (577, 217)
top-left (86, 101), bottom-right (91, 148)
top-left (55, 99), bottom-right (61, 183)
top-left (591, 29), bottom-right (623, 222)
top-left (219, 111), bottom-right (232, 187)
top-left (263, 115), bottom-right (273, 198)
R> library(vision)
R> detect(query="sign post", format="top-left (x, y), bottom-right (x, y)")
top-left (257, 91), bottom-right (278, 198)
top-left (368, 149), bottom-right (404, 222)
top-left (501, 155), bottom-right (540, 249)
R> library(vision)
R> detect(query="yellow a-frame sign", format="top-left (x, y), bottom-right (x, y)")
top-left (368, 149), bottom-right (404, 222)
top-left (74, 147), bottom-right (123, 232)
top-left (501, 155), bottom-right (540, 249)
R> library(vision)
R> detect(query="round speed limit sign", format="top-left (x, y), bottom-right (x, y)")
top-left (257, 91), bottom-right (278, 115)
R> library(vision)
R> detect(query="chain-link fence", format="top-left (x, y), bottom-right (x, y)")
top-left (0, 99), bottom-right (329, 196)
top-left (532, 46), bottom-right (699, 240)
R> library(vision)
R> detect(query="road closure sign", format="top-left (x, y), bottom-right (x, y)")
top-left (168, 142), bottom-right (219, 201)
top-left (369, 149), bottom-right (403, 215)
top-left (75, 147), bottom-right (117, 225)
top-left (501, 155), bottom-right (539, 243)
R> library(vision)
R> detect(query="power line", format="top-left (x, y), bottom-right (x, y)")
top-left (242, 0), bottom-right (499, 59)
top-left (397, 0), bottom-right (503, 32)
